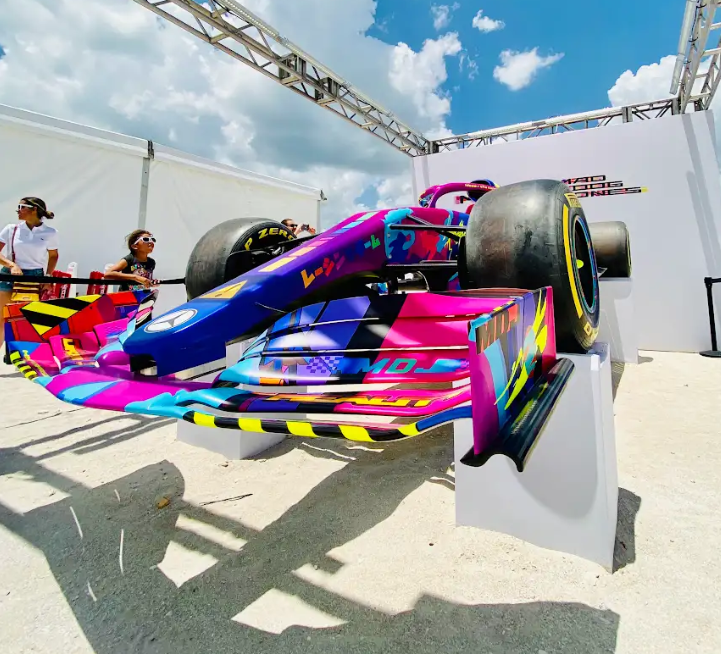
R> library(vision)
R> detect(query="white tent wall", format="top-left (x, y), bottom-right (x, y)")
top-left (412, 110), bottom-right (721, 353)
top-left (0, 105), bottom-right (147, 278)
top-left (0, 104), bottom-right (323, 316)
top-left (145, 143), bottom-right (321, 315)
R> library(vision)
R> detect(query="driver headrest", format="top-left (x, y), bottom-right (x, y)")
top-left (467, 179), bottom-right (498, 201)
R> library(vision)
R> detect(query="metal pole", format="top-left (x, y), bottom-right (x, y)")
top-left (137, 140), bottom-right (153, 230)
top-left (708, 277), bottom-right (717, 350)
top-left (670, 0), bottom-right (699, 94)
top-left (700, 276), bottom-right (721, 357)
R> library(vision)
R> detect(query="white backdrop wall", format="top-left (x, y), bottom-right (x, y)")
top-left (0, 104), bottom-right (322, 316)
top-left (412, 110), bottom-right (721, 353)
top-left (0, 105), bottom-right (147, 277)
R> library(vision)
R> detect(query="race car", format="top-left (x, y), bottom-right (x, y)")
top-left (3, 179), bottom-right (631, 471)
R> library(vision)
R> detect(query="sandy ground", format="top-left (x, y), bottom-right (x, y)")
top-left (0, 351), bottom-right (720, 653)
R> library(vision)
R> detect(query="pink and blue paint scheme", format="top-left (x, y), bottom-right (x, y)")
top-left (5, 182), bottom-right (575, 471)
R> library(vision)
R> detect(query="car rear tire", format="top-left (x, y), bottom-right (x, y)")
top-left (185, 218), bottom-right (295, 300)
top-left (588, 221), bottom-right (632, 278)
top-left (460, 179), bottom-right (600, 353)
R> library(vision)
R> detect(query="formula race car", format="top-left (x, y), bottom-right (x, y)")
top-left (3, 179), bottom-right (631, 471)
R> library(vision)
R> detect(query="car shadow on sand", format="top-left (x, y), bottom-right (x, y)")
top-left (0, 418), bottom-right (624, 654)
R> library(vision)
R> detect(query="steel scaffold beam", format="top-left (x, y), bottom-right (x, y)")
top-left (130, 0), bottom-right (708, 158)
top-left (671, 0), bottom-right (721, 112)
top-left (429, 99), bottom-right (681, 152)
top-left (131, 0), bottom-right (431, 156)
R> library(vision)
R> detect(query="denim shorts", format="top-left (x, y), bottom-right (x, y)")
top-left (0, 266), bottom-right (44, 292)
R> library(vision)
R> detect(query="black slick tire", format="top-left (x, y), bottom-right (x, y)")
top-left (588, 221), bottom-right (632, 278)
top-left (461, 179), bottom-right (600, 352)
top-left (185, 218), bottom-right (295, 300)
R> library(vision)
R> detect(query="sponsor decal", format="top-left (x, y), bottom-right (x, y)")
top-left (563, 174), bottom-right (647, 198)
top-left (200, 281), bottom-right (247, 300)
top-left (242, 227), bottom-right (293, 251)
top-left (145, 308), bottom-right (197, 333)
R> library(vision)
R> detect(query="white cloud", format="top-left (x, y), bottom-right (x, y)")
top-left (0, 0), bottom-right (463, 228)
top-left (431, 3), bottom-right (460, 31)
top-left (459, 53), bottom-right (480, 80)
top-left (389, 32), bottom-right (462, 127)
top-left (493, 48), bottom-right (564, 91)
top-left (607, 52), bottom-right (715, 110)
top-left (376, 174), bottom-right (414, 207)
top-left (472, 9), bottom-right (505, 33)
top-left (606, 54), bottom-right (718, 122)
top-left (607, 55), bottom-right (676, 106)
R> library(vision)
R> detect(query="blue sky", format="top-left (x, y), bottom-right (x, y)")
top-left (367, 1), bottom-right (682, 135)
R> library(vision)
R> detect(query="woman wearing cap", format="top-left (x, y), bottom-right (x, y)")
top-left (0, 197), bottom-right (59, 347)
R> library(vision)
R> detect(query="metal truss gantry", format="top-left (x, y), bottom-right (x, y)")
top-left (132, 0), bottom-right (431, 156)
top-left (429, 99), bottom-right (681, 152)
top-left (671, 0), bottom-right (721, 112)
top-left (132, 0), bottom-right (714, 157)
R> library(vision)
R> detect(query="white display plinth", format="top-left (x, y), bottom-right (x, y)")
top-left (177, 419), bottom-right (286, 460)
top-left (597, 278), bottom-right (638, 364)
top-left (175, 339), bottom-right (287, 459)
top-left (454, 342), bottom-right (619, 571)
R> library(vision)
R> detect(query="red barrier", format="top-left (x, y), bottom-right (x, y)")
top-left (87, 271), bottom-right (105, 296)
top-left (51, 270), bottom-right (72, 299)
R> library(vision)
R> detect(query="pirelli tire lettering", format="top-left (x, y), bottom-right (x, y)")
top-left (243, 226), bottom-right (294, 251)
top-left (563, 174), bottom-right (648, 198)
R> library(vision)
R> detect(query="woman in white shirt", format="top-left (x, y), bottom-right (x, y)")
top-left (0, 197), bottom-right (59, 347)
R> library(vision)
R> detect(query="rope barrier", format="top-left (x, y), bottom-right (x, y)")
top-left (0, 273), bottom-right (185, 285)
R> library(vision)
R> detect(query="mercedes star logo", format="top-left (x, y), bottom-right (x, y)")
top-left (145, 308), bottom-right (197, 333)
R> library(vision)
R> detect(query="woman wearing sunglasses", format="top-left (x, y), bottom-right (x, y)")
top-left (0, 197), bottom-right (59, 346)
top-left (104, 229), bottom-right (158, 291)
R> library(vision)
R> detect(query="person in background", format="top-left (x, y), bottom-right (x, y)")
top-left (104, 229), bottom-right (158, 291)
top-left (0, 197), bottom-right (59, 348)
top-left (280, 218), bottom-right (317, 236)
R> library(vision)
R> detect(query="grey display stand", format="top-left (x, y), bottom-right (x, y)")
top-left (176, 341), bottom-right (288, 459)
top-left (176, 335), bottom-right (619, 570)
top-left (453, 342), bottom-right (618, 571)
top-left (598, 278), bottom-right (638, 364)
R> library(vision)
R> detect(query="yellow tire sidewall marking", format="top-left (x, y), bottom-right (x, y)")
top-left (562, 204), bottom-right (584, 319)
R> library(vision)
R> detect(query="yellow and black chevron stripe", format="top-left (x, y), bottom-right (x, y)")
top-left (21, 295), bottom-right (100, 336)
top-left (9, 350), bottom-right (39, 380)
top-left (181, 411), bottom-right (425, 443)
